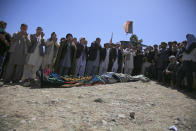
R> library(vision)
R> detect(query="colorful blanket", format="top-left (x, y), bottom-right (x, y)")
top-left (40, 71), bottom-right (149, 88)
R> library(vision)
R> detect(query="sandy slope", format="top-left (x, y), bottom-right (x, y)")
top-left (0, 81), bottom-right (196, 131)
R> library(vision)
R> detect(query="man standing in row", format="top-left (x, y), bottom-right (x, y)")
top-left (123, 45), bottom-right (135, 75)
top-left (107, 43), bottom-right (116, 72)
top-left (54, 33), bottom-right (76, 76)
top-left (86, 38), bottom-right (102, 76)
top-left (23, 27), bottom-right (45, 85)
top-left (75, 37), bottom-right (88, 76)
top-left (0, 21), bottom-right (11, 78)
top-left (43, 32), bottom-right (59, 70)
top-left (4, 24), bottom-right (31, 83)
top-left (99, 43), bottom-right (110, 75)
top-left (111, 43), bottom-right (123, 73)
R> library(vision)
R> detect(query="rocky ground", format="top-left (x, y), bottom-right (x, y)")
top-left (0, 80), bottom-right (196, 131)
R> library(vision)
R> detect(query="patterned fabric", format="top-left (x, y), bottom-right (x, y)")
top-left (40, 71), bottom-right (149, 88)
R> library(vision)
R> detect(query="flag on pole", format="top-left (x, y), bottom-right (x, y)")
top-left (109, 32), bottom-right (113, 43)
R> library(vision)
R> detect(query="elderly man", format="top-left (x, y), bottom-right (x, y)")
top-left (163, 55), bottom-right (178, 86)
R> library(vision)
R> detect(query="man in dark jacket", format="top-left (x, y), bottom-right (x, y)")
top-left (75, 37), bottom-right (88, 76)
top-left (117, 45), bottom-right (123, 73)
top-left (107, 43), bottom-right (123, 73)
top-left (132, 45), bottom-right (144, 75)
top-left (176, 34), bottom-right (196, 90)
top-left (0, 21), bottom-right (11, 78)
top-left (54, 33), bottom-right (76, 76)
top-left (156, 42), bottom-right (169, 82)
top-left (99, 43), bottom-right (110, 74)
top-left (107, 43), bottom-right (117, 72)
top-left (86, 38), bottom-right (102, 76)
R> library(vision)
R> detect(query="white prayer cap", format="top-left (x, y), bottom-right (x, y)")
top-left (169, 55), bottom-right (176, 60)
top-left (79, 37), bottom-right (85, 41)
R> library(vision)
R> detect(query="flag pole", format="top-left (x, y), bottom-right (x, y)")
top-left (110, 32), bottom-right (113, 44)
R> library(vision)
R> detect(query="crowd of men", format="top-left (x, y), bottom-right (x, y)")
top-left (0, 21), bottom-right (195, 91)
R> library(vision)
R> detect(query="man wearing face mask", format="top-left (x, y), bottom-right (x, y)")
top-left (0, 21), bottom-right (11, 78)
top-left (4, 24), bottom-right (31, 83)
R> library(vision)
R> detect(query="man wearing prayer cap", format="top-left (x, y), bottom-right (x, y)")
top-left (163, 55), bottom-right (178, 86)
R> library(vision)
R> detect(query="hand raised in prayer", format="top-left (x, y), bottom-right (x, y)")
top-left (18, 31), bottom-right (23, 37)
top-left (24, 32), bottom-right (28, 38)
top-left (54, 37), bottom-right (57, 42)
top-left (41, 32), bottom-right (45, 38)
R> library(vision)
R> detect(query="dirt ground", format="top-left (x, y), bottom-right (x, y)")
top-left (0, 80), bottom-right (196, 131)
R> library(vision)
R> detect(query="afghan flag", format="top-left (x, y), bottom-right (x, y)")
top-left (123, 21), bottom-right (133, 34)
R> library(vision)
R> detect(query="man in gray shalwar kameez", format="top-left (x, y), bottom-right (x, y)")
top-left (4, 24), bottom-right (31, 83)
